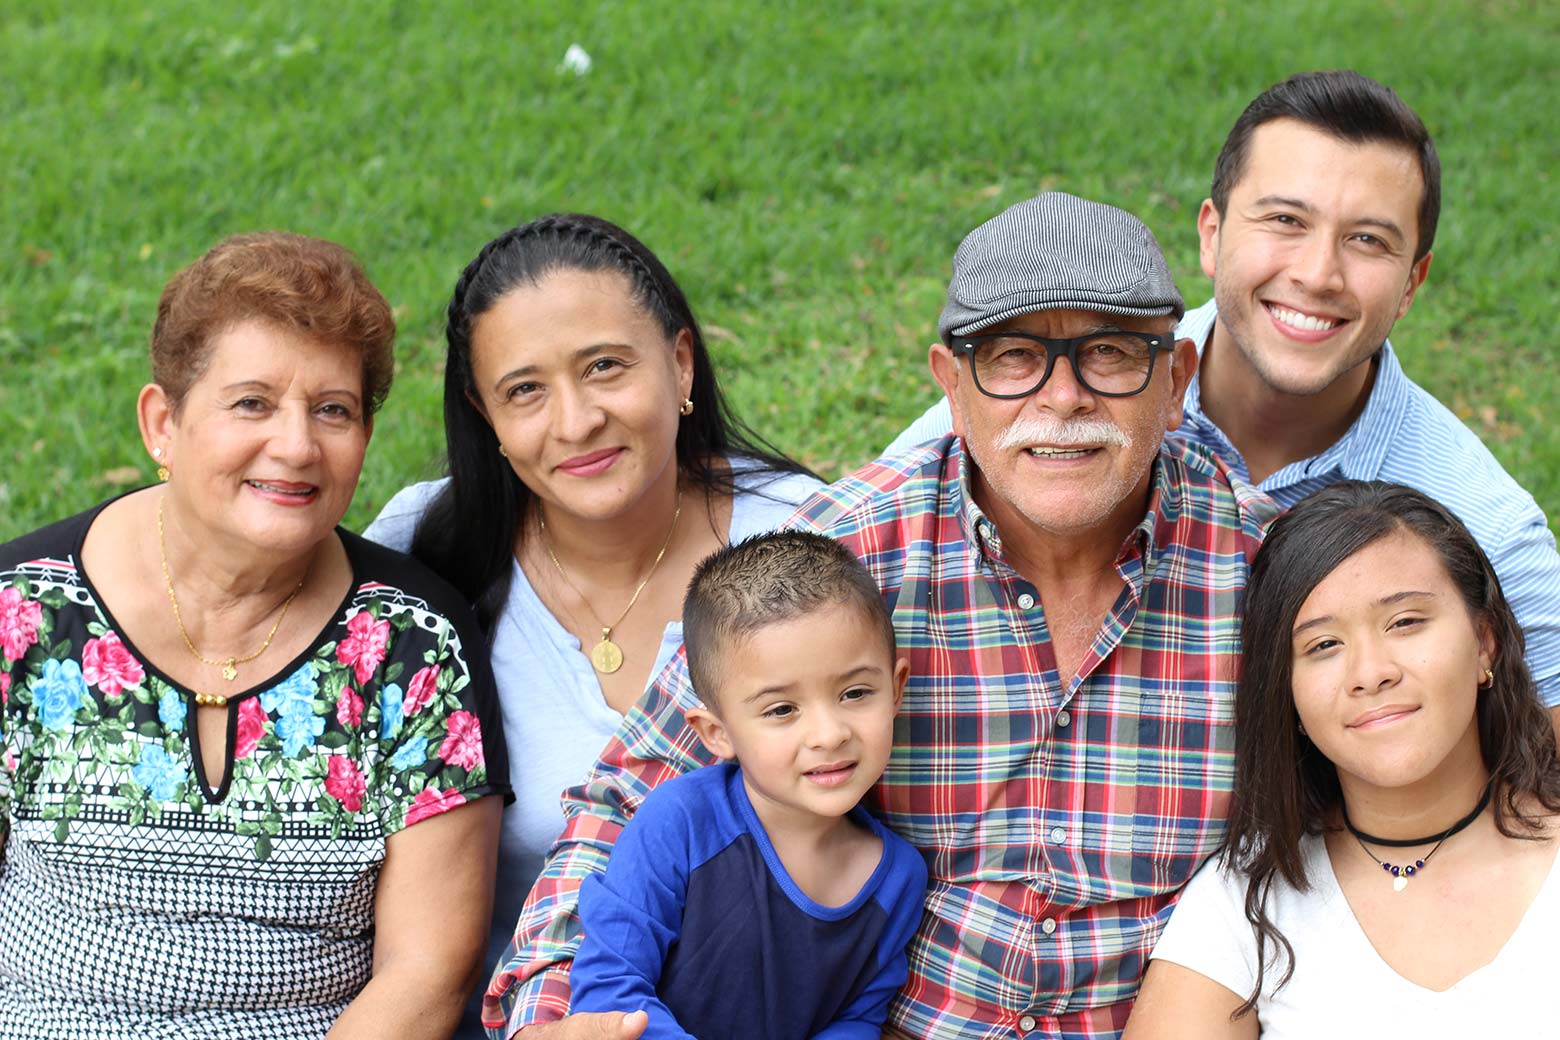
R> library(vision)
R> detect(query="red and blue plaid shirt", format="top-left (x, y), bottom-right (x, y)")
top-left (486, 436), bottom-right (1274, 1039)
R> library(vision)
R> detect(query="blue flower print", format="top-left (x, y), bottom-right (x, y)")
top-left (158, 689), bottom-right (185, 732)
top-left (389, 735), bottom-right (428, 770)
top-left (380, 682), bottom-right (404, 740)
top-left (275, 709), bottom-right (325, 758)
top-left (260, 662), bottom-right (318, 718)
top-left (35, 658), bottom-right (87, 731)
top-left (132, 744), bottom-right (188, 801)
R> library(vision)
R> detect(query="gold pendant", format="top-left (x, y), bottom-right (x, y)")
top-left (589, 637), bottom-right (624, 674)
top-left (221, 660), bottom-right (238, 682)
top-left (1392, 875), bottom-right (1409, 892)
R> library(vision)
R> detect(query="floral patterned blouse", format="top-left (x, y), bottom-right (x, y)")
top-left (0, 502), bottom-right (511, 1039)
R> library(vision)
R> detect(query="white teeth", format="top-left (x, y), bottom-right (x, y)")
top-left (248, 481), bottom-right (311, 495)
top-left (1270, 305), bottom-right (1341, 332)
top-left (1028, 447), bottom-right (1092, 458)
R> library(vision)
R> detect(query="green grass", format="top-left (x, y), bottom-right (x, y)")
top-left (4, 0), bottom-right (1558, 541)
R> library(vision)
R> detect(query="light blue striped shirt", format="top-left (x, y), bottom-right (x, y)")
top-left (884, 297), bottom-right (1560, 705)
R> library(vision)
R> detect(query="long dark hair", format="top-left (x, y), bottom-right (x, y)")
top-left (1226, 480), bottom-right (1560, 1014)
top-left (410, 213), bottom-right (814, 632)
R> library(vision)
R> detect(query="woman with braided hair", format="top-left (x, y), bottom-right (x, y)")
top-left (365, 214), bottom-right (820, 1038)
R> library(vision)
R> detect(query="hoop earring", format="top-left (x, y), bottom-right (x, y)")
top-left (679, 398), bottom-right (694, 416)
top-left (1480, 668), bottom-right (1495, 689)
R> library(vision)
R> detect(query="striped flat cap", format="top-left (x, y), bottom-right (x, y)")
top-left (938, 191), bottom-right (1184, 342)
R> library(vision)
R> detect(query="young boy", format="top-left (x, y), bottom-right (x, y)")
top-left (569, 530), bottom-right (927, 1040)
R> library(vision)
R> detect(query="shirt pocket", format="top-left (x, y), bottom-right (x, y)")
top-left (910, 879), bottom-right (1038, 1016)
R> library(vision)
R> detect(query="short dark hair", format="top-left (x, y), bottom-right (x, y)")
top-left (1210, 70), bottom-right (1441, 261)
top-left (683, 530), bottom-right (895, 710)
top-left (1226, 481), bottom-right (1560, 1014)
top-left (151, 231), bottom-right (395, 417)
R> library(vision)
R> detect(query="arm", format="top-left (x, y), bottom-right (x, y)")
top-left (327, 795), bottom-right (503, 1039)
top-left (1485, 503), bottom-right (1560, 707)
top-left (483, 649), bottom-right (716, 1037)
top-left (1121, 961), bottom-right (1255, 1040)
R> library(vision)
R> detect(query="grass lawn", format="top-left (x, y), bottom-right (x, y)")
top-left (3, 0), bottom-right (1557, 542)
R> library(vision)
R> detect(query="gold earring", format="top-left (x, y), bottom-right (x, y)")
top-left (156, 466), bottom-right (170, 482)
top-left (1480, 668), bottom-right (1495, 689)
top-left (498, 444), bottom-right (509, 458)
top-left (679, 398), bottom-right (694, 416)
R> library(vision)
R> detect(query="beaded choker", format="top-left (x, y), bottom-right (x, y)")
top-left (1343, 783), bottom-right (1492, 892)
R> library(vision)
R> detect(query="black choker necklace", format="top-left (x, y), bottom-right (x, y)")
top-left (1343, 783), bottom-right (1492, 892)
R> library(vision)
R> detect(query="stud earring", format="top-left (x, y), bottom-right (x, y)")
top-left (679, 398), bottom-right (694, 416)
top-left (153, 450), bottom-right (169, 482)
top-left (498, 444), bottom-right (509, 458)
top-left (1297, 720), bottom-right (1307, 737)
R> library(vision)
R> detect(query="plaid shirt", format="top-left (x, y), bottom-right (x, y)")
top-left (486, 436), bottom-right (1274, 1040)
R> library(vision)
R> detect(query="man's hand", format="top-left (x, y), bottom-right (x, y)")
top-left (517, 1010), bottom-right (649, 1040)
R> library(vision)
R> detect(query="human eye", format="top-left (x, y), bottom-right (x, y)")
top-left (1389, 614), bottom-right (1427, 632)
top-left (316, 401), bottom-right (358, 423)
top-left (841, 686), bottom-right (876, 703)
top-left (761, 702), bottom-right (796, 720)
top-left (1304, 637), bottom-right (1341, 655)
top-left (505, 381), bottom-right (541, 402)
top-left (232, 395), bottom-right (270, 414)
top-left (585, 356), bottom-right (626, 377)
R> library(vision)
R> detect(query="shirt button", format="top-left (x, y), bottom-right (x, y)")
top-left (1019, 1015), bottom-right (1038, 1032)
top-left (1050, 827), bottom-right (1067, 844)
top-left (1017, 592), bottom-right (1035, 609)
top-left (1056, 709), bottom-right (1071, 728)
top-left (1041, 917), bottom-right (1057, 935)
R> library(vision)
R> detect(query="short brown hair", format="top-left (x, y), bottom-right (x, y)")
top-left (150, 231), bottom-right (396, 416)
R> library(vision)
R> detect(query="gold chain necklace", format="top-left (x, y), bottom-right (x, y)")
top-left (157, 497), bottom-right (305, 703)
top-left (539, 490), bottom-right (682, 675)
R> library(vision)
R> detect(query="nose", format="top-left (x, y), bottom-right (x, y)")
top-left (1289, 234), bottom-right (1346, 296)
top-left (552, 383), bottom-right (607, 443)
top-left (1346, 634), bottom-right (1402, 696)
top-left (804, 705), bottom-right (852, 751)
top-left (272, 404), bottom-right (322, 466)
top-left (1028, 351), bottom-right (1094, 417)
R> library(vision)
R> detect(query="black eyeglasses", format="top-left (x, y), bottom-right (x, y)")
top-left (950, 330), bottom-right (1174, 399)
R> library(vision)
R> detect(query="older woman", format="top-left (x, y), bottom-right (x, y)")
top-left (0, 232), bottom-right (509, 1038)
top-left (1125, 482), bottom-right (1560, 1037)
top-left (365, 213), bottom-right (821, 1037)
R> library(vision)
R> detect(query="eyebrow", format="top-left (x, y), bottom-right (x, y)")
top-left (491, 342), bottom-right (635, 391)
top-left (1291, 589), bottom-right (1436, 637)
top-left (1251, 194), bottom-right (1408, 243)
top-left (221, 380), bottom-right (361, 403)
top-left (739, 664), bottom-right (886, 704)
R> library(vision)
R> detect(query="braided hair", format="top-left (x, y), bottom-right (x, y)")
top-left (410, 213), bottom-right (815, 632)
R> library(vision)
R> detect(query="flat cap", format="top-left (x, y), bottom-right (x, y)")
top-left (938, 191), bottom-right (1184, 342)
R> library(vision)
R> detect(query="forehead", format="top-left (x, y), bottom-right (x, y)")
top-left (198, 319), bottom-right (361, 387)
top-left (469, 267), bottom-right (663, 365)
top-left (1301, 528), bottom-right (1458, 611)
top-left (985, 307), bottom-right (1171, 338)
top-left (1232, 118), bottom-right (1423, 229)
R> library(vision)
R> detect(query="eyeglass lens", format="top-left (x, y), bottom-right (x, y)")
top-left (970, 334), bottom-right (1158, 396)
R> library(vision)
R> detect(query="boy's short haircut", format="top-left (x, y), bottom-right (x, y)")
top-left (683, 530), bottom-right (895, 709)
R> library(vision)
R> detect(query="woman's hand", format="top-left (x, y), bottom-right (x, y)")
top-left (327, 795), bottom-right (504, 1039)
top-left (517, 1010), bottom-right (649, 1040)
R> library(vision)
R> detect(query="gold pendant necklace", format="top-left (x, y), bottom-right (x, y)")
top-left (540, 491), bottom-right (683, 676)
top-left (157, 497), bottom-right (305, 699)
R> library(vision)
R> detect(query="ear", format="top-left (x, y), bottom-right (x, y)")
top-left (137, 382), bottom-right (176, 464)
top-left (1395, 251), bottom-right (1433, 321)
top-left (1196, 198), bottom-right (1222, 282)
top-left (891, 656), bottom-right (910, 710)
top-left (928, 343), bottom-right (967, 439)
top-left (1162, 338), bottom-right (1198, 433)
top-left (465, 387), bottom-right (492, 425)
top-left (685, 705), bottom-right (735, 760)
top-left (673, 327), bottom-right (695, 403)
top-left (1476, 616), bottom-right (1497, 679)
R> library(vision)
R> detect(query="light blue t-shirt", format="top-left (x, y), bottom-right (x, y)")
top-left (883, 298), bottom-right (1560, 705)
top-left (363, 460), bottom-right (822, 1040)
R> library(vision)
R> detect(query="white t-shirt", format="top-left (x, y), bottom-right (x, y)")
top-left (1150, 832), bottom-right (1560, 1037)
top-left (363, 460), bottom-right (821, 1039)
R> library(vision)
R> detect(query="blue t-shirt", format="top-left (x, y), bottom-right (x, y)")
top-left (571, 762), bottom-right (927, 1040)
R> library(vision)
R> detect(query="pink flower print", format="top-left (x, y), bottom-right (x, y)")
top-left (234, 698), bottom-right (269, 759)
top-left (3, 749), bottom-right (14, 775)
top-left (437, 710), bottom-right (485, 771)
top-left (403, 665), bottom-right (441, 717)
top-left (0, 588), bottom-right (43, 663)
top-left (404, 786), bottom-right (466, 827)
top-left (336, 686), bottom-right (364, 729)
top-left (1, 671), bottom-right (9, 708)
top-left (81, 633), bottom-right (146, 698)
top-left (336, 610), bottom-right (391, 686)
top-left (325, 755), bottom-right (367, 813)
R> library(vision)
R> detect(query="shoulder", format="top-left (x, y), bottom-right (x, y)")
top-left (0, 500), bottom-right (107, 573)
top-left (359, 478), bottom-right (450, 552)
top-left (625, 763), bottom-right (743, 853)
top-left (791, 439), bottom-right (953, 542)
top-left (1156, 438), bottom-right (1279, 558)
top-left (339, 528), bottom-right (488, 653)
top-left (727, 457), bottom-right (826, 538)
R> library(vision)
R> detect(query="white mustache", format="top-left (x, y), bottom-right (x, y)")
top-left (994, 415), bottom-right (1130, 451)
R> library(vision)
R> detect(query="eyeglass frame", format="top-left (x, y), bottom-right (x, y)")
top-left (948, 329), bottom-right (1177, 400)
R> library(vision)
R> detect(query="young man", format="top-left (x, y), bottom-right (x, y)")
top-left (485, 192), bottom-right (1274, 1039)
top-left (569, 531), bottom-right (924, 1040)
top-left (887, 70), bottom-right (1560, 712)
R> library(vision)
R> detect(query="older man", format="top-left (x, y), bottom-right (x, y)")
top-left (888, 70), bottom-right (1560, 716)
top-left (486, 193), bottom-right (1273, 1040)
